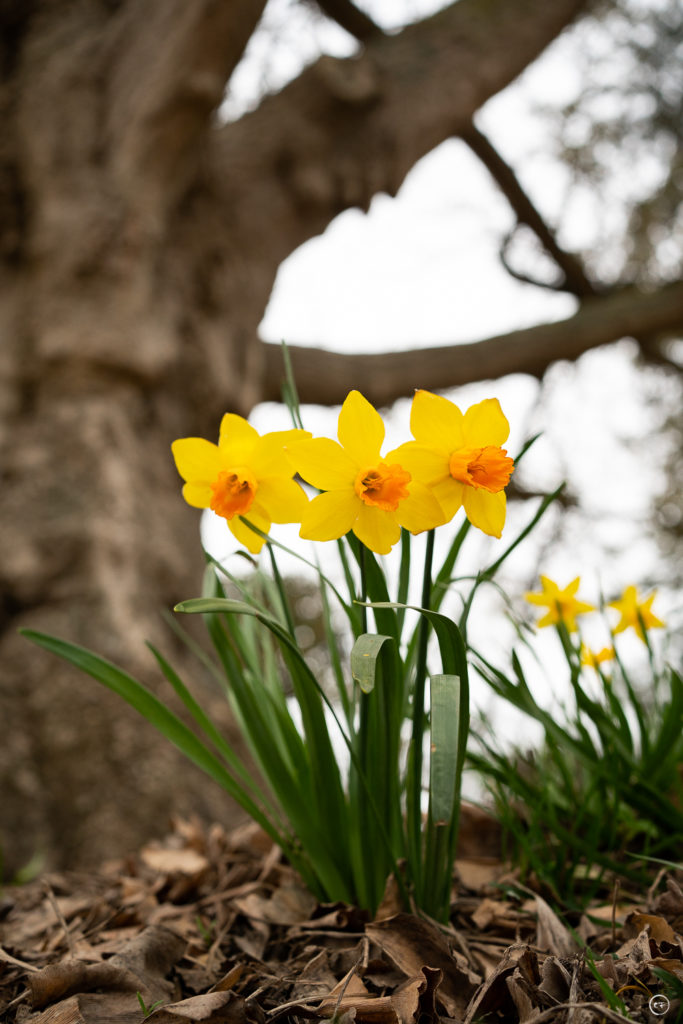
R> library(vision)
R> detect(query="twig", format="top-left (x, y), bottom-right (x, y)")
top-left (0, 945), bottom-right (41, 972)
top-left (43, 880), bottom-right (76, 958)
top-left (533, 1001), bottom-right (635, 1023)
top-left (611, 878), bottom-right (620, 950)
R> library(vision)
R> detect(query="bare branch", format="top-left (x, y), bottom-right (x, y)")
top-left (313, 0), bottom-right (383, 41)
top-left (259, 279), bottom-right (683, 407)
top-left (460, 122), bottom-right (597, 298)
top-left (499, 228), bottom-right (567, 292)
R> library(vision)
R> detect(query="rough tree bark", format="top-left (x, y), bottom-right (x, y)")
top-left (4, 0), bottom-right (676, 873)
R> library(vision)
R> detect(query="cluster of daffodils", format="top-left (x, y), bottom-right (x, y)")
top-left (172, 390), bottom-right (515, 556)
top-left (171, 389), bottom-right (511, 552)
top-left (525, 574), bottom-right (666, 665)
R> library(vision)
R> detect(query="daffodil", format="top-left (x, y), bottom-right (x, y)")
top-left (580, 644), bottom-right (615, 670)
top-left (172, 416), bottom-right (310, 554)
top-left (525, 575), bottom-right (595, 631)
top-left (289, 390), bottom-right (445, 555)
top-left (392, 390), bottom-right (514, 538)
top-left (609, 585), bottom-right (665, 641)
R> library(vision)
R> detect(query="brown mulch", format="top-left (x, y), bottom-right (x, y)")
top-left (1, 814), bottom-right (682, 1024)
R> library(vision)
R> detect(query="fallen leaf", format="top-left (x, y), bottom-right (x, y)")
top-left (534, 895), bottom-right (577, 957)
top-left (146, 990), bottom-right (246, 1022)
top-left (463, 944), bottom-right (538, 1024)
top-left (365, 913), bottom-right (480, 1018)
top-left (141, 847), bottom-right (210, 876)
top-left (624, 912), bottom-right (676, 945)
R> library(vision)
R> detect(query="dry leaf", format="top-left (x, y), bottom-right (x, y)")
top-left (146, 990), bottom-right (246, 1022)
top-left (534, 895), bottom-right (577, 957)
top-left (140, 847), bottom-right (210, 876)
top-left (366, 913), bottom-right (480, 1018)
top-left (623, 912), bottom-right (676, 945)
top-left (463, 944), bottom-right (537, 1024)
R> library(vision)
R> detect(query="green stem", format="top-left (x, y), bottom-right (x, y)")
top-left (407, 529), bottom-right (435, 896)
top-left (359, 543), bottom-right (368, 635)
top-left (268, 543), bottom-right (296, 637)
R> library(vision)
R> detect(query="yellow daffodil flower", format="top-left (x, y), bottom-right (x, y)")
top-left (580, 644), bottom-right (615, 670)
top-left (525, 575), bottom-right (595, 631)
top-left (172, 416), bottom-right (310, 554)
top-left (289, 390), bottom-right (446, 555)
top-left (392, 390), bottom-right (514, 538)
top-left (609, 585), bottom-right (665, 641)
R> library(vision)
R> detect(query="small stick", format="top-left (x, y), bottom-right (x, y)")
top-left (43, 880), bottom-right (76, 958)
top-left (611, 878), bottom-right (620, 949)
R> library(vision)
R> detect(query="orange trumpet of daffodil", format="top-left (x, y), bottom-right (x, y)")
top-left (525, 575), bottom-right (595, 631)
top-left (172, 415), bottom-right (310, 554)
top-left (289, 390), bottom-right (446, 555)
top-left (392, 390), bottom-right (514, 537)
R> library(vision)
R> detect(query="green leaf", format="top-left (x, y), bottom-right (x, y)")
top-left (351, 633), bottom-right (393, 694)
top-left (429, 674), bottom-right (462, 825)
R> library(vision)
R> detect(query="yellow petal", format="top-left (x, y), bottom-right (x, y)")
top-left (338, 391), bottom-right (385, 465)
top-left (291, 438), bottom-right (357, 490)
top-left (432, 477), bottom-right (465, 521)
top-left (172, 437), bottom-right (222, 484)
top-left (463, 488), bottom-right (506, 537)
top-left (410, 390), bottom-right (464, 448)
top-left (256, 476), bottom-right (309, 523)
top-left (396, 482), bottom-right (446, 534)
top-left (387, 443), bottom-right (448, 485)
top-left (218, 413), bottom-right (259, 464)
top-left (300, 489), bottom-right (358, 542)
top-left (181, 481), bottom-right (213, 509)
top-left (353, 505), bottom-right (401, 555)
top-left (462, 398), bottom-right (509, 447)
top-left (252, 430), bottom-right (310, 477)
top-left (229, 507), bottom-right (271, 554)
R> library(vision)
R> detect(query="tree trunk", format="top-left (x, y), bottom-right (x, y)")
top-left (0, 0), bottom-right (597, 872)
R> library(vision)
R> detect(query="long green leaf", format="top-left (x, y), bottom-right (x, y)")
top-left (429, 674), bottom-right (462, 825)
top-left (176, 596), bottom-right (354, 898)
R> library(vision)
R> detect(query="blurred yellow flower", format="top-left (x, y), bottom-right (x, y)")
top-left (580, 644), bottom-right (615, 670)
top-left (172, 416), bottom-right (310, 554)
top-left (525, 575), bottom-right (595, 631)
top-left (609, 585), bottom-right (665, 641)
top-left (290, 390), bottom-right (445, 554)
top-left (393, 390), bottom-right (514, 538)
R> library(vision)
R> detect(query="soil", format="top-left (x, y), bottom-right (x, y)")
top-left (1, 815), bottom-right (682, 1024)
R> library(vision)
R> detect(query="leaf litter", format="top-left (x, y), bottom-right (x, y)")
top-left (1, 811), bottom-right (681, 1024)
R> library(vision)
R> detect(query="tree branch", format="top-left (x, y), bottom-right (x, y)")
top-left (313, 0), bottom-right (383, 42)
top-left (460, 122), bottom-right (597, 298)
top-left (107, 0), bottom-right (267, 205)
top-left (259, 279), bottom-right (683, 407)
top-left (216, 0), bottom-right (591, 266)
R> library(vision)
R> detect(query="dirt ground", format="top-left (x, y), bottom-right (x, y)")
top-left (1, 813), bottom-right (682, 1024)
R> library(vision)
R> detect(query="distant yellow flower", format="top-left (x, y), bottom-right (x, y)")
top-left (393, 390), bottom-right (514, 538)
top-left (172, 416), bottom-right (310, 554)
top-left (580, 644), bottom-right (615, 670)
top-left (289, 390), bottom-right (445, 555)
top-left (609, 585), bottom-right (665, 642)
top-left (525, 576), bottom-right (595, 631)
